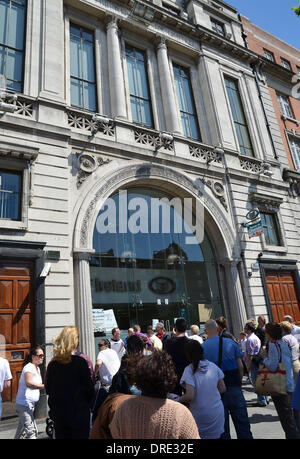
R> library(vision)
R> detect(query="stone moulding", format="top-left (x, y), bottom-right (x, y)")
top-left (201, 178), bottom-right (228, 211)
top-left (134, 128), bottom-right (174, 151)
top-left (77, 163), bottom-right (236, 255)
top-left (67, 109), bottom-right (115, 136)
top-left (189, 144), bottom-right (223, 165)
top-left (239, 157), bottom-right (264, 174)
top-left (77, 153), bottom-right (111, 188)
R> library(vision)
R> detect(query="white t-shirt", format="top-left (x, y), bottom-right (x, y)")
top-left (97, 348), bottom-right (120, 385)
top-left (109, 339), bottom-right (125, 361)
top-left (180, 360), bottom-right (225, 439)
top-left (0, 357), bottom-right (12, 393)
top-left (16, 363), bottom-right (42, 408)
top-left (189, 335), bottom-right (203, 344)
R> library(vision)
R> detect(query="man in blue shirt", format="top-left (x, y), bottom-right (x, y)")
top-left (202, 319), bottom-right (253, 439)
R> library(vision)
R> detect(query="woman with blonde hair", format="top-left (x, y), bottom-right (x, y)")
top-left (45, 326), bottom-right (95, 439)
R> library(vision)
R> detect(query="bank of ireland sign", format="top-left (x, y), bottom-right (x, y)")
top-left (243, 209), bottom-right (264, 239)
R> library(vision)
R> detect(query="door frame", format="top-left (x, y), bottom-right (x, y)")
top-left (0, 239), bottom-right (46, 417)
top-left (259, 258), bottom-right (300, 322)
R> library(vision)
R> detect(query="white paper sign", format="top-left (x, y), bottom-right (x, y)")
top-left (92, 308), bottom-right (118, 333)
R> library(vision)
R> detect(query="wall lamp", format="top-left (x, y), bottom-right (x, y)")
top-left (155, 132), bottom-right (174, 151)
top-left (0, 75), bottom-right (18, 113)
top-left (258, 162), bottom-right (274, 177)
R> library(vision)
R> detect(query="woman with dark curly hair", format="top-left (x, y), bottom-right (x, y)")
top-left (109, 350), bottom-right (200, 439)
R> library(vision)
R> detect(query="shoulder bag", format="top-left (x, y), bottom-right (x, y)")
top-left (256, 342), bottom-right (287, 396)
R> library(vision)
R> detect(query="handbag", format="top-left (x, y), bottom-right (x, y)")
top-left (256, 342), bottom-right (287, 396)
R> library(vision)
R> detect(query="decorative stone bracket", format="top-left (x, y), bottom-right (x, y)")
top-left (77, 153), bottom-right (111, 188)
top-left (201, 178), bottom-right (228, 211)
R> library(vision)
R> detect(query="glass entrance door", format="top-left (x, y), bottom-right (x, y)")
top-left (90, 188), bottom-right (223, 342)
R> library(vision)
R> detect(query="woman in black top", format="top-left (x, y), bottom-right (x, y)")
top-left (45, 326), bottom-right (95, 439)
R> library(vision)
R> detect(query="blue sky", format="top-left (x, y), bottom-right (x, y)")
top-left (230, 0), bottom-right (300, 49)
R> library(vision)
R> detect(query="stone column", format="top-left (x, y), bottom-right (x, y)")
top-left (156, 39), bottom-right (181, 134)
top-left (221, 259), bottom-right (248, 337)
top-left (73, 248), bottom-right (95, 363)
top-left (106, 18), bottom-right (127, 119)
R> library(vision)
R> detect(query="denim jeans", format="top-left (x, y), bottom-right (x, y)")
top-left (250, 362), bottom-right (268, 405)
top-left (220, 386), bottom-right (253, 439)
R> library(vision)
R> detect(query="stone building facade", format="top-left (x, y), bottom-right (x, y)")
top-left (0, 0), bottom-right (299, 415)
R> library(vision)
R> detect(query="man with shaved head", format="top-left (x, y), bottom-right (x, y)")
top-left (202, 319), bottom-right (253, 440)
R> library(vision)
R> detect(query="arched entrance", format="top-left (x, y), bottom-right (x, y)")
top-left (90, 186), bottom-right (223, 338)
top-left (73, 162), bottom-right (246, 361)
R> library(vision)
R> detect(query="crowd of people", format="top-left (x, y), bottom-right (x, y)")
top-left (0, 314), bottom-right (300, 440)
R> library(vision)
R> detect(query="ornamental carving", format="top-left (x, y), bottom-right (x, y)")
top-left (189, 145), bottom-right (223, 165)
top-left (134, 129), bottom-right (174, 151)
top-left (239, 158), bottom-right (264, 174)
top-left (77, 153), bottom-right (111, 188)
top-left (201, 178), bottom-right (228, 211)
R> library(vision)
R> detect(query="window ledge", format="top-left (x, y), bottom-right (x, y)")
top-left (0, 220), bottom-right (27, 231)
top-left (261, 245), bottom-right (287, 254)
top-left (282, 115), bottom-right (300, 126)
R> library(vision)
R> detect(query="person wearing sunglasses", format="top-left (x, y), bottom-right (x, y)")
top-left (14, 346), bottom-right (45, 439)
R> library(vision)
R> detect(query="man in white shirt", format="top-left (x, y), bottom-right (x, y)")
top-left (189, 325), bottom-right (203, 344)
top-left (109, 328), bottom-right (125, 361)
top-left (0, 356), bottom-right (12, 420)
top-left (94, 339), bottom-right (121, 387)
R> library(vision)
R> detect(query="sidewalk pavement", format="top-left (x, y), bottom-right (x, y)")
top-left (0, 380), bottom-right (286, 440)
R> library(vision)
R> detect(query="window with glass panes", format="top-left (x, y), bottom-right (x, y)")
top-left (263, 49), bottom-right (274, 62)
top-left (260, 212), bottom-right (281, 246)
top-left (125, 45), bottom-right (153, 128)
top-left (277, 93), bottom-right (293, 118)
top-left (281, 58), bottom-right (291, 70)
top-left (225, 77), bottom-right (254, 157)
top-left (70, 24), bottom-right (97, 112)
top-left (0, 0), bottom-right (26, 92)
top-left (173, 65), bottom-right (200, 140)
top-left (0, 169), bottom-right (22, 220)
top-left (290, 137), bottom-right (300, 171)
top-left (211, 19), bottom-right (225, 36)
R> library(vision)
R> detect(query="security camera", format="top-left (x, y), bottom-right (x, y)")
top-left (92, 114), bottom-right (110, 123)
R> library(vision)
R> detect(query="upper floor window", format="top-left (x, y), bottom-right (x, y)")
top-left (263, 49), bottom-right (275, 62)
top-left (70, 23), bottom-right (97, 112)
top-left (281, 58), bottom-right (291, 70)
top-left (173, 65), bottom-right (200, 140)
top-left (0, 169), bottom-right (22, 220)
top-left (224, 77), bottom-right (254, 157)
top-left (277, 93), bottom-right (293, 118)
top-left (260, 212), bottom-right (281, 246)
top-left (211, 18), bottom-right (225, 36)
top-left (0, 0), bottom-right (26, 92)
top-left (125, 45), bottom-right (153, 128)
top-left (161, 2), bottom-right (180, 16)
top-left (289, 137), bottom-right (300, 171)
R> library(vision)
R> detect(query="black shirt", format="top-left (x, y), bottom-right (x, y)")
top-left (45, 355), bottom-right (95, 421)
top-left (163, 336), bottom-right (190, 381)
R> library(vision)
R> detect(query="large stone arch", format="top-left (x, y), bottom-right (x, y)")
top-left (73, 162), bottom-right (247, 360)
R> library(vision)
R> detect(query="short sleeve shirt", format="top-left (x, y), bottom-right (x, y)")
top-left (245, 333), bottom-right (261, 357)
top-left (0, 357), bottom-right (12, 393)
top-left (16, 363), bottom-right (42, 408)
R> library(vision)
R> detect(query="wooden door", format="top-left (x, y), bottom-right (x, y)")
top-left (0, 262), bottom-right (34, 408)
top-left (266, 271), bottom-right (300, 325)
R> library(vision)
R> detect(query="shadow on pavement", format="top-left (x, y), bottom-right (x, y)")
top-left (248, 413), bottom-right (279, 424)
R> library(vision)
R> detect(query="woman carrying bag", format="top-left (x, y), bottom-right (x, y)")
top-left (260, 322), bottom-right (300, 439)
